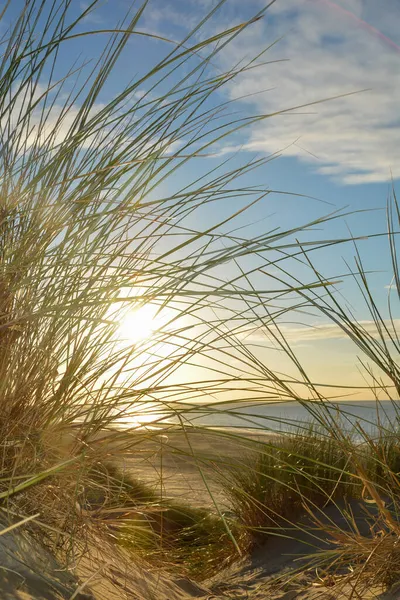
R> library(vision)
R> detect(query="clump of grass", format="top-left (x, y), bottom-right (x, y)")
top-left (120, 500), bottom-right (240, 580)
top-left (223, 427), bottom-right (400, 533)
top-left (217, 422), bottom-right (400, 595)
top-left (82, 462), bottom-right (158, 513)
top-left (362, 428), bottom-right (400, 495)
top-left (222, 427), bottom-right (362, 540)
top-left (252, 188), bottom-right (400, 594)
top-left (80, 462), bottom-right (240, 580)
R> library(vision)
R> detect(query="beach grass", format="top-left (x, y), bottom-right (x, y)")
top-left (0, 0), bottom-right (347, 594)
top-left (221, 426), bottom-right (361, 538)
top-left (76, 461), bottom-right (240, 580)
top-left (277, 190), bottom-right (400, 591)
top-left (0, 0), bottom-right (399, 598)
top-left (70, 422), bottom-right (400, 584)
top-left (119, 500), bottom-right (239, 580)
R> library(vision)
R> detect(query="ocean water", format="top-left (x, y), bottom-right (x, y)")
top-left (166, 400), bottom-right (400, 438)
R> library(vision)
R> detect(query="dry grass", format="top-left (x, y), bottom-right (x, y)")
top-left (73, 462), bottom-right (241, 580)
top-left (219, 423), bottom-right (400, 593)
top-left (0, 0), bottom-right (399, 597)
top-left (221, 427), bottom-right (361, 539)
top-left (0, 1), bottom-right (338, 591)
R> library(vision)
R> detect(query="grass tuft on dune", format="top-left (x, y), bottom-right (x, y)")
top-left (0, 0), bottom-right (400, 598)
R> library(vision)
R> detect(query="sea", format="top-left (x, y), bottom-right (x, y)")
top-left (164, 399), bottom-right (400, 439)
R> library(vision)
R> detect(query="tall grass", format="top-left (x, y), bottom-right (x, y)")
top-left (0, 0), bottom-right (356, 595)
top-left (222, 426), bottom-right (360, 537)
top-left (291, 193), bottom-right (400, 589)
top-left (230, 189), bottom-right (400, 594)
top-left (2, 0), bottom-right (400, 597)
top-left (75, 462), bottom-right (238, 580)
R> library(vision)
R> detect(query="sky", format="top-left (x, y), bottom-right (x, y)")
top-left (77, 0), bottom-right (400, 400)
top-left (9, 0), bottom-right (400, 401)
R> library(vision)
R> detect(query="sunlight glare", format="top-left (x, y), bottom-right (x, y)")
top-left (118, 304), bottom-right (158, 344)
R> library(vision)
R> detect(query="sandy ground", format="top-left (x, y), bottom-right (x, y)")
top-left (2, 428), bottom-right (398, 600)
top-left (0, 517), bottom-right (93, 600)
top-left (107, 427), bottom-right (399, 600)
top-left (115, 426), bottom-right (272, 508)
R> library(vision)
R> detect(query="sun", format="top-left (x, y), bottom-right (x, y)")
top-left (118, 304), bottom-right (158, 345)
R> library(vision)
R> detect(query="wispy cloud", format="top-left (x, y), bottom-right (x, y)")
top-left (141, 3), bottom-right (200, 36)
top-left (244, 318), bottom-right (400, 344)
top-left (79, 2), bottom-right (105, 26)
top-left (3, 81), bottom-right (107, 152)
top-left (214, 0), bottom-right (400, 184)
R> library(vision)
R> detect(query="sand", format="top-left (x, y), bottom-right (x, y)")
top-left (2, 428), bottom-right (397, 600)
top-left (0, 516), bottom-right (93, 600)
top-left (115, 426), bottom-right (273, 508)
top-left (108, 427), bottom-right (398, 600)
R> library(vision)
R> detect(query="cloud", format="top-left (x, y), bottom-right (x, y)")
top-left (5, 77), bottom-right (183, 169)
top-left (6, 82), bottom-right (106, 151)
top-left (142, 3), bottom-right (201, 35)
top-left (214, 0), bottom-right (400, 184)
top-left (79, 2), bottom-right (105, 25)
top-left (243, 318), bottom-right (400, 344)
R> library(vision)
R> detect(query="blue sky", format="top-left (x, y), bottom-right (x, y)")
top-left (8, 0), bottom-right (397, 399)
top-left (75, 0), bottom-right (400, 399)
top-left (75, 0), bottom-right (400, 242)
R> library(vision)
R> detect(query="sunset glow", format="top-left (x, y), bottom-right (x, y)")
top-left (117, 304), bottom-right (159, 345)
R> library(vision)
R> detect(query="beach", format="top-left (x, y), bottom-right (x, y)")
top-left (97, 426), bottom-right (396, 600)
top-left (0, 425), bottom-right (397, 600)
top-left (114, 426), bottom-right (272, 508)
